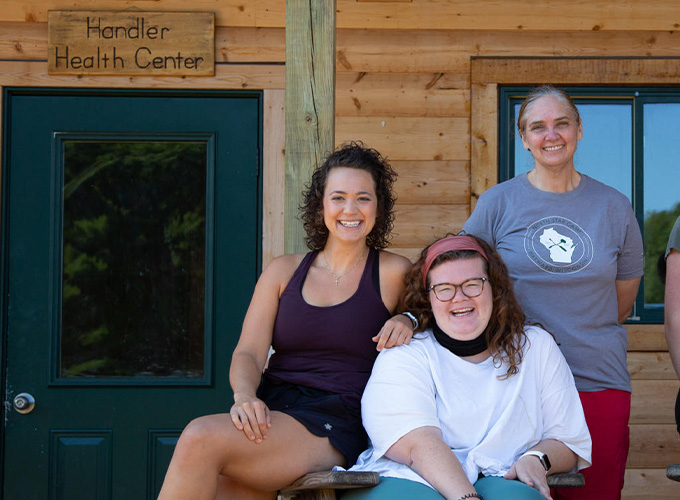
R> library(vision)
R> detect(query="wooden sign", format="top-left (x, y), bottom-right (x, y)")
top-left (48, 11), bottom-right (214, 76)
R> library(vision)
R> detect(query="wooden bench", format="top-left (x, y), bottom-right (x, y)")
top-left (278, 470), bottom-right (585, 499)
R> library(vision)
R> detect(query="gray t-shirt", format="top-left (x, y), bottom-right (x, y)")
top-left (464, 173), bottom-right (644, 392)
top-left (666, 216), bottom-right (680, 258)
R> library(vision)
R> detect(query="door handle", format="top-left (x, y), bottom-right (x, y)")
top-left (13, 393), bottom-right (35, 414)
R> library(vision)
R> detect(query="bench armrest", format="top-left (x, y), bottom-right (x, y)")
top-left (280, 470), bottom-right (584, 495)
top-left (546, 472), bottom-right (585, 488)
top-left (279, 471), bottom-right (380, 495)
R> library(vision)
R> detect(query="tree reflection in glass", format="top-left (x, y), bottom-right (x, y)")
top-left (61, 141), bottom-right (207, 378)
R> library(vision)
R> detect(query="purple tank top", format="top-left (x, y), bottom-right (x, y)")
top-left (264, 248), bottom-right (391, 409)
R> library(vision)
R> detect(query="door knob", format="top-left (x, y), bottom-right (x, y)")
top-left (13, 393), bottom-right (35, 414)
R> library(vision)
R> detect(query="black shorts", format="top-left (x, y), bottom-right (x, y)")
top-left (257, 376), bottom-right (368, 466)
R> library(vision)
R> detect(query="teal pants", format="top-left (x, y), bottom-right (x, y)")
top-left (340, 475), bottom-right (544, 500)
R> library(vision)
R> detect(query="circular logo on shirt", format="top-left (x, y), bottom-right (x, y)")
top-left (524, 216), bottom-right (594, 274)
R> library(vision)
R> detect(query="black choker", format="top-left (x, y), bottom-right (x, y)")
top-left (432, 322), bottom-right (488, 357)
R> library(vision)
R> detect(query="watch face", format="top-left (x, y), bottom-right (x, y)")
top-left (541, 454), bottom-right (552, 471)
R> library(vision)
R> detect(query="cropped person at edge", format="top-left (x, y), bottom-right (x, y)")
top-left (157, 142), bottom-right (413, 500)
top-left (463, 85), bottom-right (644, 500)
top-left (664, 216), bottom-right (680, 435)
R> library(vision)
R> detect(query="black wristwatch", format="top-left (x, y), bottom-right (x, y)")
top-left (521, 450), bottom-right (551, 472)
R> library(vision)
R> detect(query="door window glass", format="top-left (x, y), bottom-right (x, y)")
top-left (642, 103), bottom-right (680, 307)
top-left (61, 141), bottom-right (207, 378)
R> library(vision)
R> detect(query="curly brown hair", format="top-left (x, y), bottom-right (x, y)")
top-left (402, 234), bottom-right (528, 378)
top-left (300, 141), bottom-right (397, 250)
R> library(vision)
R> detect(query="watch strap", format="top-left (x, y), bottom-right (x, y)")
top-left (520, 450), bottom-right (551, 472)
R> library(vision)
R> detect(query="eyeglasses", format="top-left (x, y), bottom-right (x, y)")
top-left (428, 278), bottom-right (490, 301)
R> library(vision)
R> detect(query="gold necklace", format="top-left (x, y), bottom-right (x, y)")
top-left (321, 249), bottom-right (368, 286)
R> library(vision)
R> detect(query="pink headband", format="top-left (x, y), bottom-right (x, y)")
top-left (421, 235), bottom-right (489, 288)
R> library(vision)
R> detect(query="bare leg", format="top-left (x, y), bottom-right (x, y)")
top-left (157, 411), bottom-right (345, 500)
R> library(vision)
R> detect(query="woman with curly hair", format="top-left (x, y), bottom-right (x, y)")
top-left (345, 234), bottom-right (591, 500)
top-left (158, 142), bottom-right (413, 500)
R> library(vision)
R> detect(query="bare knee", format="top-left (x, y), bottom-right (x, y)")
top-left (172, 415), bottom-right (228, 465)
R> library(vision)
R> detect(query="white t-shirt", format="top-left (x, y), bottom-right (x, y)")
top-left (349, 326), bottom-right (592, 487)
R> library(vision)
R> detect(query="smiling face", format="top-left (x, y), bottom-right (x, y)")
top-left (428, 257), bottom-right (493, 341)
top-left (520, 95), bottom-right (583, 172)
top-left (322, 167), bottom-right (377, 244)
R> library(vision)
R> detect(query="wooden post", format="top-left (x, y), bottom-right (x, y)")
top-left (284, 0), bottom-right (336, 254)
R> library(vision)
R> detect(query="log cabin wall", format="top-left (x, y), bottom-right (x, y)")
top-left (1, 1), bottom-right (678, 498)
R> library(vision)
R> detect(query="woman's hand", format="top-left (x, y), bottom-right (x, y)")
top-left (372, 314), bottom-right (414, 351)
top-left (504, 455), bottom-right (552, 500)
top-left (229, 393), bottom-right (271, 444)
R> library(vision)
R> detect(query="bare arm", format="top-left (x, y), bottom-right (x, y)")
top-left (504, 439), bottom-right (579, 500)
top-left (666, 249), bottom-right (680, 378)
top-left (228, 255), bottom-right (298, 443)
top-left (373, 251), bottom-right (415, 351)
top-left (616, 276), bottom-right (641, 324)
top-left (384, 426), bottom-right (477, 500)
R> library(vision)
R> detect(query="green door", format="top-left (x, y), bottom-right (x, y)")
top-left (1, 89), bottom-right (261, 499)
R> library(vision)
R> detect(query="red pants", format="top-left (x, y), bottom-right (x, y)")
top-left (553, 389), bottom-right (630, 500)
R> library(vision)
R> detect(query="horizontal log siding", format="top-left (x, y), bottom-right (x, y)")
top-left (3, 2), bottom-right (679, 497)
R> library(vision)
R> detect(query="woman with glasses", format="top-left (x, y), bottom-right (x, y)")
top-left (344, 234), bottom-right (591, 500)
top-left (158, 142), bottom-right (413, 500)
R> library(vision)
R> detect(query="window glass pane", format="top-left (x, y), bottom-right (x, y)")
top-left (61, 141), bottom-right (207, 378)
top-left (514, 103), bottom-right (632, 201)
top-left (643, 103), bottom-right (680, 306)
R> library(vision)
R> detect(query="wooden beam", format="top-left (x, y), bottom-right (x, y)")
top-left (471, 57), bottom-right (680, 85)
top-left (470, 82), bottom-right (497, 212)
top-left (263, 90), bottom-right (285, 267)
top-left (284, 0), bottom-right (336, 253)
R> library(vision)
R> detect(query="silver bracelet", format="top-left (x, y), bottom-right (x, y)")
top-left (401, 311), bottom-right (418, 329)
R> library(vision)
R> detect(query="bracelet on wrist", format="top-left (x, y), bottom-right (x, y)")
top-left (457, 493), bottom-right (483, 500)
top-left (401, 311), bottom-right (418, 329)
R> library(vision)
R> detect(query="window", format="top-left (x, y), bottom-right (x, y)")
top-left (499, 87), bottom-right (680, 323)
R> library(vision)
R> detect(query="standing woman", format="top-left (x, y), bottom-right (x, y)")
top-left (158, 142), bottom-right (412, 500)
top-left (463, 85), bottom-right (643, 500)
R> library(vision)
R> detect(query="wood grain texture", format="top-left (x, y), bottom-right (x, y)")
top-left (627, 324), bottom-right (667, 352)
top-left (391, 160), bottom-right (469, 205)
top-left (0, 60), bottom-right (283, 89)
top-left (8, 1), bottom-right (680, 31)
top-left (337, 73), bottom-right (469, 117)
top-left (284, 0), bottom-right (335, 254)
top-left (627, 424), bottom-right (680, 468)
top-left (470, 82), bottom-right (497, 213)
top-left (9, 23), bottom-right (680, 69)
top-left (0, 0), bottom-right (284, 27)
top-left (472, 57), bottom-right (680, 85)
top-left (390, 204), bottom-right (468, 248)
top-left (336, 117), bottom-right (468, 161)
top-left (628, 352), bottom-right (677, 380)
top-left (262, 89), bottom-right (285, 267)
top-left (334, 0), bottom-right (680, 31)
top-left (280, 471), bottom-right (379, 493)
top-left (623, 468), bottom-right (680, 499)
top-left (630, 380), bottom-right (678, 425)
